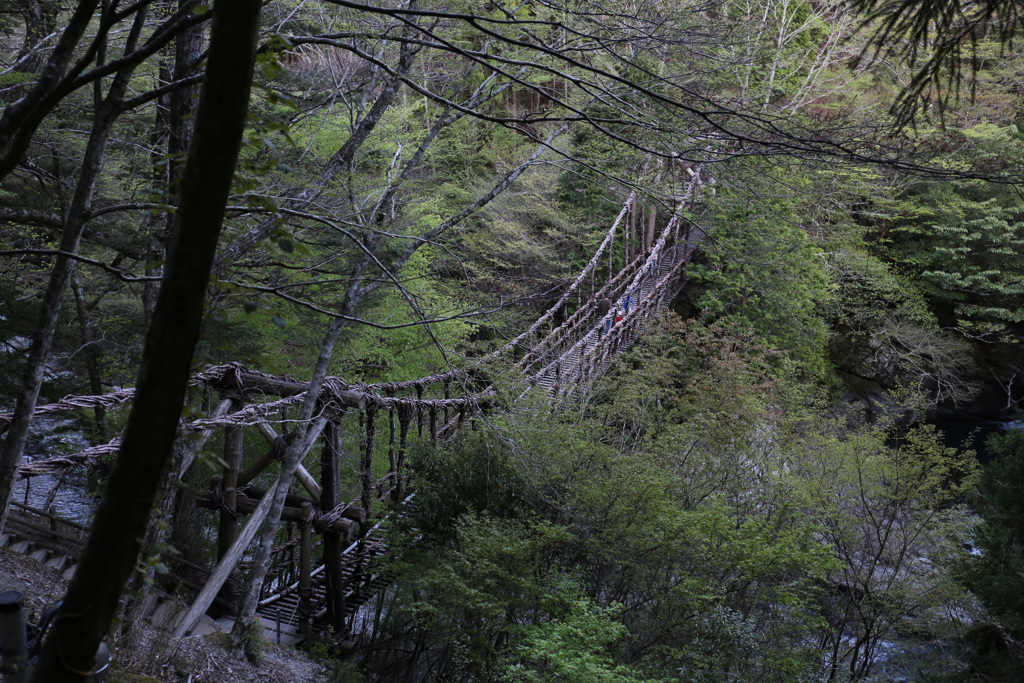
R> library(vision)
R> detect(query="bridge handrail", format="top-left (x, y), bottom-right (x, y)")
top-left (526, 228), bottom-right (683, 391)
top-left (519, 169), bottom-right (705, 378)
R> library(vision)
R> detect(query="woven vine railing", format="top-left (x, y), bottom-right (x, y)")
top-left (0, 166), bottom-right (711, 641)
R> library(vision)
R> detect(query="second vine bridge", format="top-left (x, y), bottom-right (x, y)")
top-left (3, 170), bottom-right (709, 646)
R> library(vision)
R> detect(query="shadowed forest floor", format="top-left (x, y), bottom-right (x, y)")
top-left (0, 547), bottom-right (338, 682)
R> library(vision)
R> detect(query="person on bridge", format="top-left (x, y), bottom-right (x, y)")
top-left (623, 295), bottom-right (633, 315)
top-left (597, 297), bottom-right (612, 336)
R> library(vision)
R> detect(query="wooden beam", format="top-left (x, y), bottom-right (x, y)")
top-left (236, 439), bottom-right (282, 488)
top-left (253, 419), bottom-right (325, 504)
top-left (321, 420), bottom-right (346, 628)
top-left (214, 484), bottom-right (364, 522)
top-left (219, 371), bottom-right (367, 409)
top-left (173, 487), bottom-right (275, 638)
top-left (294, 464), bottom-right (322, 504)
top-left (299, 501), bottom-right (312, 647)
top-left (195, 491), bottom-right (355, 535)
top-left (217, 423), bottom-right (243, 560)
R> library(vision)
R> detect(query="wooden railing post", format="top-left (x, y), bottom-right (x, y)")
top-left (47, 505), bottom-right (57, 543)
top-left (393, 407), bottom-right (411, 502)
top-left (386, 398), bottom-right (397, 477)
top-left (443, 381), bottom-right (450, 426)
top-left (360, 406), bottom-right (378, 516)
top-left (416, 386), bottom-right (424, 437)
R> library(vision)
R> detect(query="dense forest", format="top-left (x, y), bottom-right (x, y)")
top-left (1, 0), bottom-right (1023, 680)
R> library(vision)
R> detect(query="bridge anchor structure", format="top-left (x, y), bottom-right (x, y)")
top-left (0, 169), bottom-right (710, 647)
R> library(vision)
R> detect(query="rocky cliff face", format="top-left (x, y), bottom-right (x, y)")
top-left (832, 322), bottom-right (1024, 422)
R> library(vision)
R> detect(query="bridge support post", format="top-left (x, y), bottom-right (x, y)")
top-left (217, 423), bottom-right (243, 560)
top-left (415, 386), bottom-right (424, 437)
top-left (321, 420), bottom-right (346, 629)
top-left (443, 382), bottom-right (450, 427)
top-left (299, 501), bottom-right (312, 648)
top-left (392, 407), bottom-right (411, 503)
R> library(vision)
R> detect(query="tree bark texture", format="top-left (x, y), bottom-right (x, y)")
top-left (0, 7), bottom-right (149, 531)
top-left (234, 316), bottom-right (348, 631)
top-left (33, 0), bottom-right (261, 677)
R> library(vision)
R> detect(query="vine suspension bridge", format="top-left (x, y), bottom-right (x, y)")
top-left (0, 169), bottom-right (709, 647)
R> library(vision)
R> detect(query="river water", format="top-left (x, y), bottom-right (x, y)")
top-left (10, 415), bottom-right (97, 524)
top-left (2, 331), bottom-right (99, 525)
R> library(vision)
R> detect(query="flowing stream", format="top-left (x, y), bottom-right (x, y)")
top-left (10, 415), bottom-right (97, 525)
top-left (3, 332), bottom-right (98, 525)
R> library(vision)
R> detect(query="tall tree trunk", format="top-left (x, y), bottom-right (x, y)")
top-left (321, 419), bottom-right (346, 629)
top-left (145, 0), bottom-right (204, 327)
top-left (234, 316), bottom-right (348, 632)
top-left (15, 0), bottom-right (58, 76)
top-left (141, 61), bottom-right (170, 330)
top-left (34, 0), bottom-right (260, 677)
top-left (0, 7), bottom-right (149, 530)
top-left (115, 436), bottom-right (188, 651)
top-left (70, 271), bottom-right (107, 437)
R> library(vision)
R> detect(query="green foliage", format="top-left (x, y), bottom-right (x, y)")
top-left (503, 599), bottom-right (660, 683)
top-left (554, 112), bottom-right (639, 229)
top-left (462, 166), bottom-right (588, 298)
top-left (399, 513), bottom-right (575, 681)
top-left (828, 249), bottom-right (980, 404)
top-left (331, 249), bottom-right (478, 382)
top-left (874, 128), bottom-right (1024, 342)
top-left (688, 177), bottom-right (832, 377)
top-left (786, 403), bottom-right (979, 678)
top-left (0, 72), bottom-right (32, 87)
top-left (382, 321), bottom-right (833, 679)
top-left (408, 429), bottom-right (529, 540)
top-left (959, 428), bottom-right (1024, 634)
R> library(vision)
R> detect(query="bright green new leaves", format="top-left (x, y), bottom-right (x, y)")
top-left (504, 599), bottom-right (662, 683)
top-left (874, 128), bottom-right (1024, 343)
top-left (687, 182), bottom-right (832, 377)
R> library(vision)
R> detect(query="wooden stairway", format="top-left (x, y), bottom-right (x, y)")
top-left (0, 501), bottom-right (85, 581)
